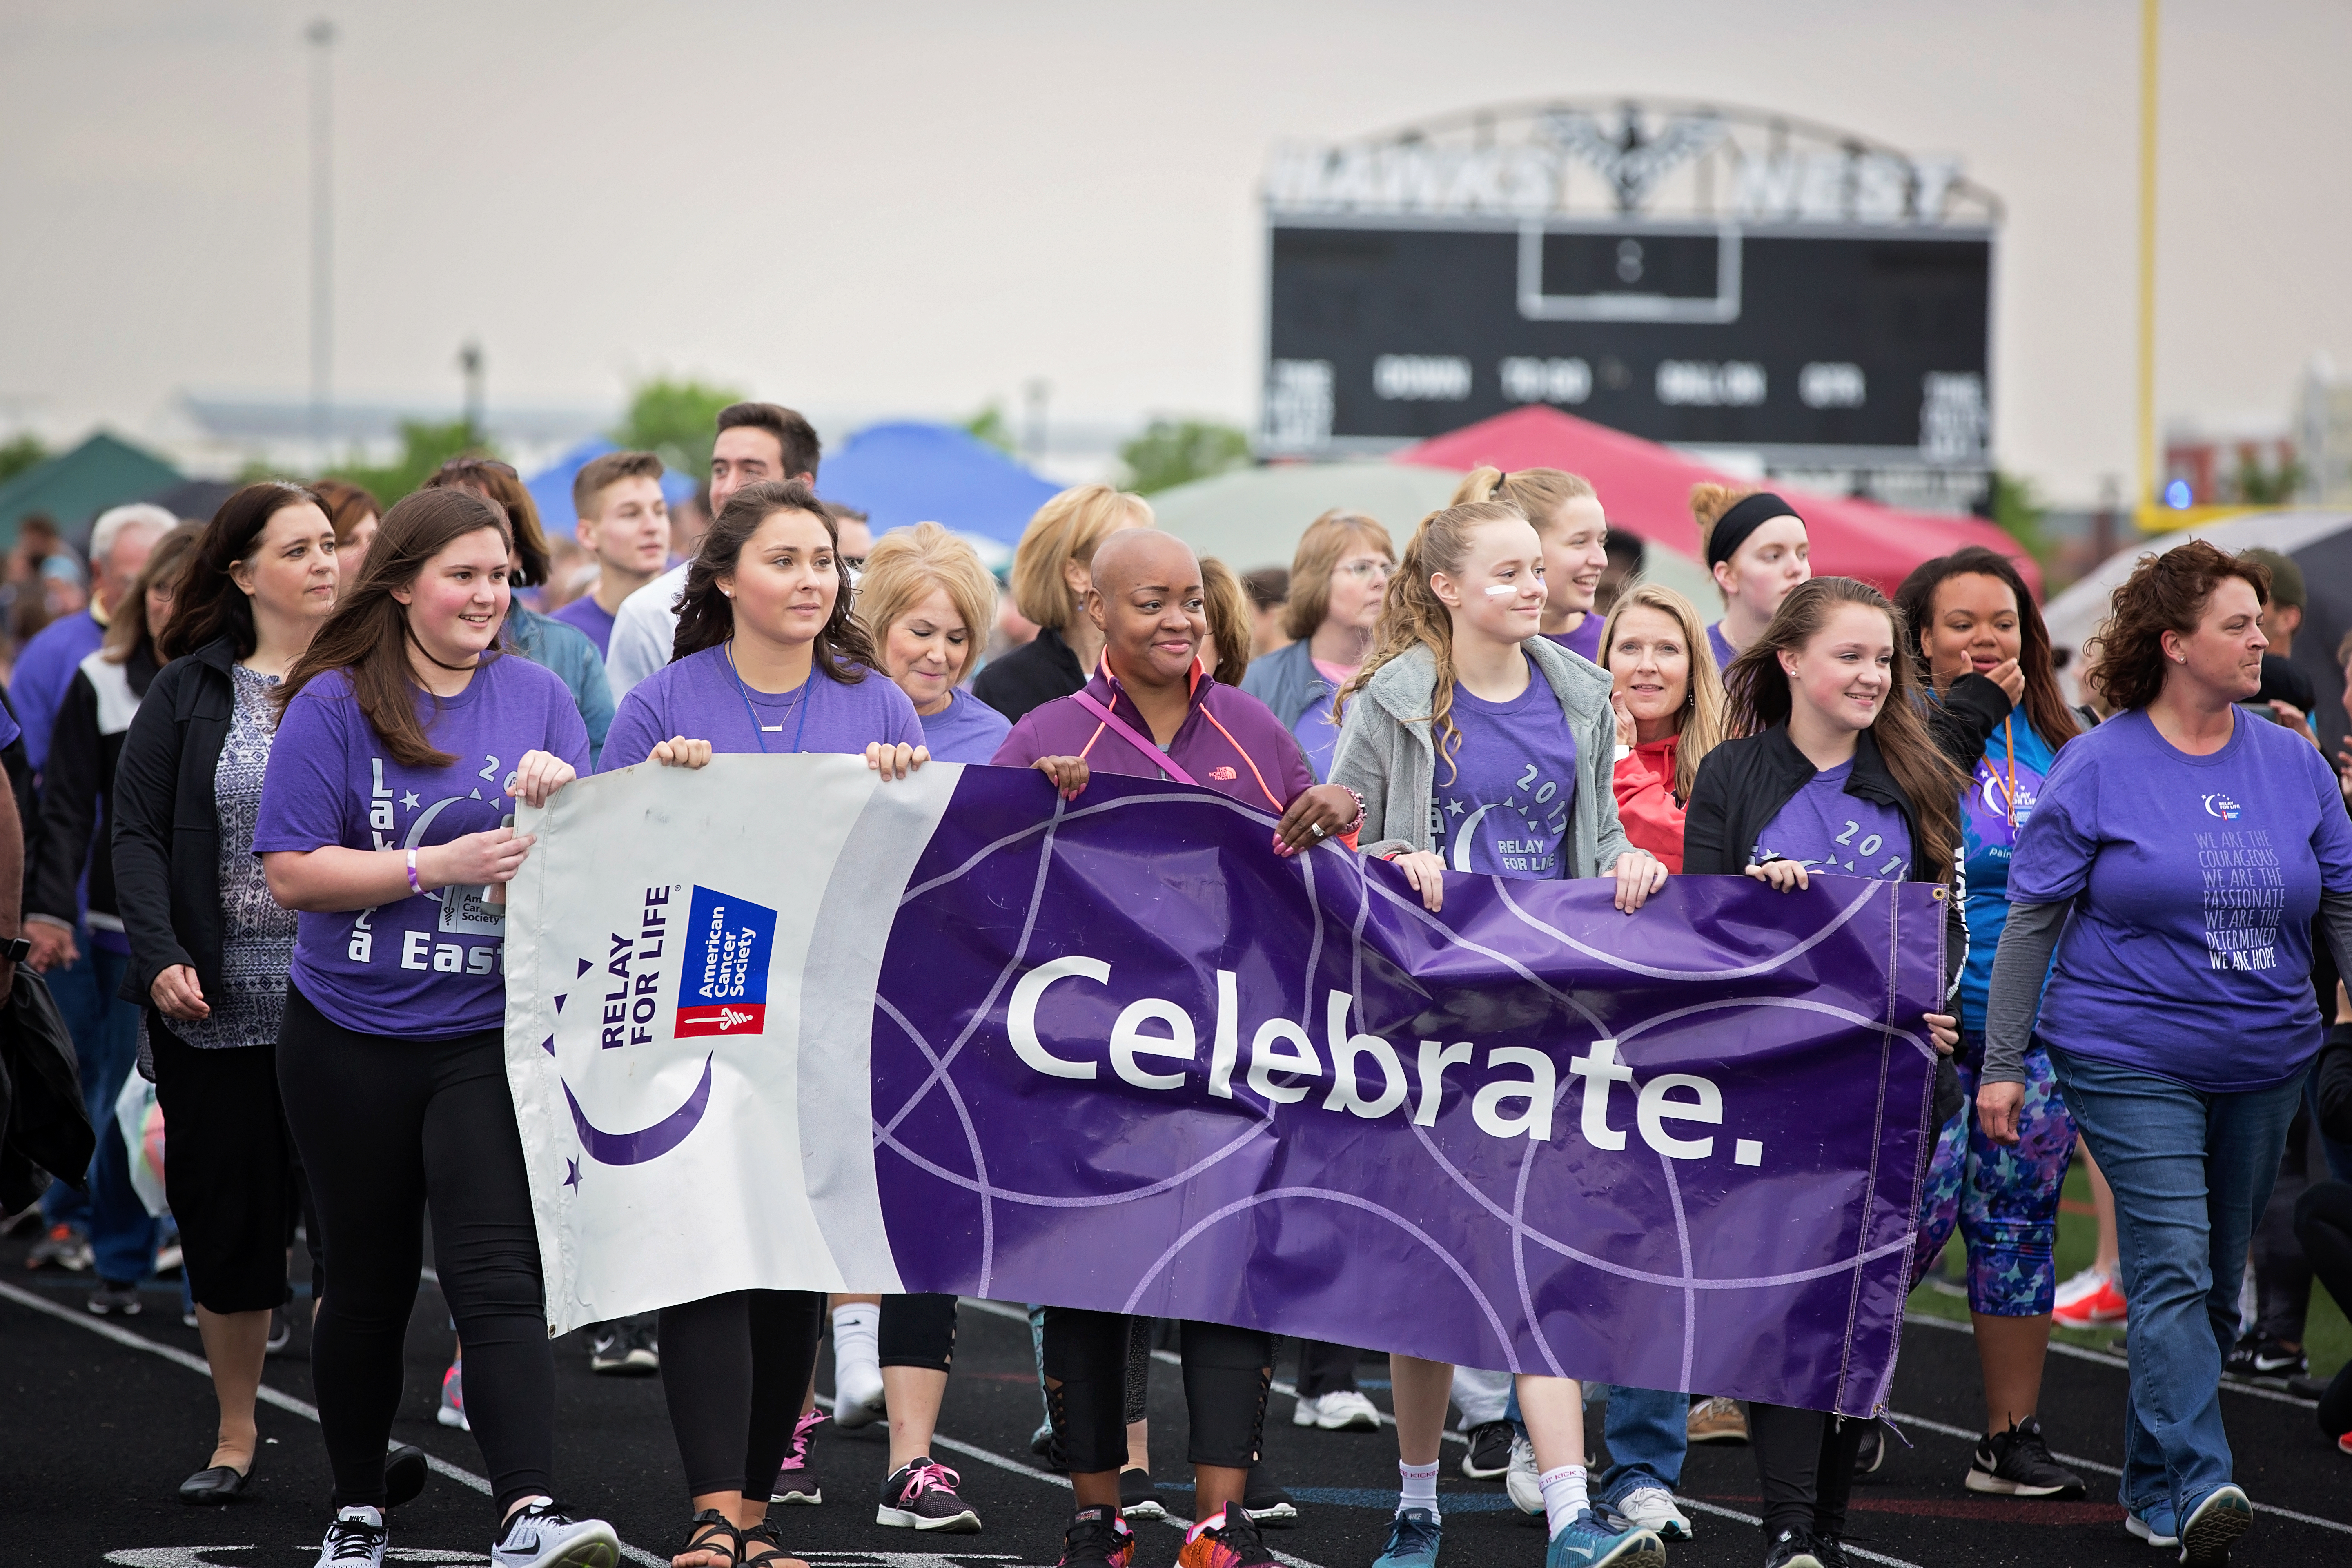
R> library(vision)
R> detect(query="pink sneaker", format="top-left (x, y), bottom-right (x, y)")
top-left (771, 1409), bottom-right (824, 1505)
top-left (2050, 1267), bottom-right (2127, 1328)
top-left (437, 1360), bottom-right (470, 1430)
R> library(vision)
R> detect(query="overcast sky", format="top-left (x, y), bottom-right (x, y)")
top-left (2, 0), bottom-right (2345, 502)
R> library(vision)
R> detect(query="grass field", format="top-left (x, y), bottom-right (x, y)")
top-left (1905, 1158), bottom-right (2350, 1381)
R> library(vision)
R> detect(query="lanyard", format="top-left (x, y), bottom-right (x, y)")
top-left (726, 641), bottom-right (813, 755)
top-left (1071, 688), bottom-right (1199, 786)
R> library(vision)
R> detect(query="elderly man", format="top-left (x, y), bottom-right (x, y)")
top-left (13, 502), bottom-right (169, 1297)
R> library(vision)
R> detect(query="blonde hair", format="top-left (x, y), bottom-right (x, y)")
top-left (1336, 499), bottom-right (1528, 784)
top-left (1598, 581), bottom-right (1726, 801)
top-left (1689, 482), bottom-right (1762, 597)
top-left (1200, 556), bottom-right (1252, 686)
top-left (1282, 510), bottom-right (1396, 643)
top-left (1007, 483), bottom-right (1153, 631)
top-left (852, 522), bottom-right (999, 686)
top-left (1452, 466), bottom-right (1595, 533)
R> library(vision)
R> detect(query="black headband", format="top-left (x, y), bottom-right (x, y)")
top-left (1705, 491), bottom-right (1802, 570)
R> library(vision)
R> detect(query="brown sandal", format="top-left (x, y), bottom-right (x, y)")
top-left (738, 1519), bottom-right (807, 1568)
top-left (673, 1508), bottom-right (741, 1568)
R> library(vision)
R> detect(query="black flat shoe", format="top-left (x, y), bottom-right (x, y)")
top-left (385, 1443), bottom-right (428, 1508)
top-left (178, 1463), bottom-right (251, 1505)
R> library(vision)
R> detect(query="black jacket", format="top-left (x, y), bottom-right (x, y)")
top-left (27, 643), bottom-right (158, 938)
top-left (2316, 1024), bottom-right (2352, 1147)
top-left (109, 637), bottom-right (240, 1007)
top-left (1924, 672), bottom-right (2015, 774)
top-left (971, 625), bottom-right (1085, 726)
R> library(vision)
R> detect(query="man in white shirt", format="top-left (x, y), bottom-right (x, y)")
top-left (604, 402), bottom-right (820, 695)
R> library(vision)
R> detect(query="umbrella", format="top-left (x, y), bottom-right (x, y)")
top-left (816, 422), bottom-right (1062, 550)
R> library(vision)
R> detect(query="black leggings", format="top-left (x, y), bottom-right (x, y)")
top-left (659, 1290), bottom-right (825, 1498)
top-left (2293, 1179), bottom-right (2352, 1437)
top-left (879, 1292), bottom-right (957, 1372)
top-left (276, 987), bottom-right (552, 1510)
top-left (1042, 1308), bottom-right (1270, 1473)
top-left (1747, 1403), bottom-right (1867, 1544)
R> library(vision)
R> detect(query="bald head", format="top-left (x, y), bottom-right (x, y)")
top-left (1087, 528), bottom-right (1206, 690)
top-left (1088, 527), bottom-right (1198, 599)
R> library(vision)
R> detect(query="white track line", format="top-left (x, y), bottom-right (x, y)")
top-left (1903, 1311), bottom-right (2321, 1410)
top-left (0, 1278), bottom-right (668, 1568)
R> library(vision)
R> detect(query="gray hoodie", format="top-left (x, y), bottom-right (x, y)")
top-left (1328, 637), bottom-right (1638, 875)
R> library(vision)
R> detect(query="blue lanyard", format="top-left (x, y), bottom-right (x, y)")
top-left (725, 642), bottom-right (813, 755)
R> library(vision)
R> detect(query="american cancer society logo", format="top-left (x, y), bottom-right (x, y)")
top-left (675, 886), bottom-right (778, 1038)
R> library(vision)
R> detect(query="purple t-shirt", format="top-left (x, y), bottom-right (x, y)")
top-left (2009, 707), bottom-right (2352, 1091)
top-left (1755, 758), bottom-right (1913, 880)
top-left (550, 594), bottom-right (617, 658)
top-left (1708, 621), bottom-right (1738, 671)
top-left (601, 644), bottom-right (922, 769)
top-left (1546, 613), bottom-right (1604, 665)
top-left (252, 655), bottom-right (592, 1038)
top-left (918, 687), bottom-right (1012, 764)
top-left (1429, 673), bottom-right (1579, 878)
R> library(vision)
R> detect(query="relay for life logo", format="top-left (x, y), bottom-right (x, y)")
top-left (675, 885), bottom-right (778, 1038)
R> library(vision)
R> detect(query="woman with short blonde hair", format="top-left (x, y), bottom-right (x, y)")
top-left (854, 521), bottom-right (1011, 763)
top-left (973, 484), bottom-right (1152, 723)
top-left (1241, 510), bottom-right (1395, 780)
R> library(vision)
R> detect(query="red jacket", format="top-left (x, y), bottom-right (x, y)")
top-left (1613, 733), bottom-right (1687, 873)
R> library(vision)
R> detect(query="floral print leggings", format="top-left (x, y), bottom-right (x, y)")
top-left (1912, 1032), bottom-right (2079, 1316)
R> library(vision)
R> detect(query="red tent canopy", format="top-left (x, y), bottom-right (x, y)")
top-left (1392, 406), bottom-right (2041, 599)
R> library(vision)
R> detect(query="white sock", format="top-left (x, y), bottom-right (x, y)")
top-left (832, 1303), bottom-right (880, 1377)
top-left (1399, 1459), bottom-right (1441, 1519)
top-left (1539, 1465), bottom-right (1589, 1538)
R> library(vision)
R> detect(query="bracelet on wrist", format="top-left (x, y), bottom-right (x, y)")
top-left (406, 848), bottom-right (423, 895)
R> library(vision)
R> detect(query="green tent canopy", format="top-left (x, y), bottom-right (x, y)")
top-left (0, 431), bottom-right (183, 548)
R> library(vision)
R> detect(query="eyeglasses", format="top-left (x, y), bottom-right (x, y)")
top-left (1335, 559), bottom-right (1393, 581)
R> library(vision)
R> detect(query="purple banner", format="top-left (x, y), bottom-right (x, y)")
top-left (869, 768), bottom-right (1944, 1417)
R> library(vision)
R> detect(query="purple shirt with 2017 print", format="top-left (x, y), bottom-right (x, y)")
top-left (2008, 707), bottom-right (2352, 1092)
top-left (601, 644), bottom-right (922, 771)
top-left (1430, 675), bottom-right (1579, 878)
top-left (1755, 759), bottom-right (1912, 882)
top-left (253, 656), bottom-right (591, 1038)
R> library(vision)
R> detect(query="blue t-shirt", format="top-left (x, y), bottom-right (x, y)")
top-left (2008, 707), bottom-right (2352, 1092)
top-left (252, 656), bottom-right (592, 1038)
top-left (1956, 710), bottom-right (2061, 1032)
top-left (919, 687), bottom-right (1012, 764)
top-left (1292, 690), bottom-right (1340, 781)
top-left (1755, 758), bottom-right (1912, 881)
top-left (550, 594), bottom-right (617, 658)
top-left (1428, 673), bottom-right (1579, 878)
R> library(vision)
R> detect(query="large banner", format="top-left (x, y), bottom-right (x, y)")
top-left (506, 756), bottom-right (1944, 1416)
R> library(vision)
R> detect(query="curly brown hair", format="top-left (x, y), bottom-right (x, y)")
top-left (2086, 541), bottom-right (2270, 712)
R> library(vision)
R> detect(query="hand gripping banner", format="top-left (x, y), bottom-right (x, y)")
top-left (506, 755), bottom-right (1944, 1416)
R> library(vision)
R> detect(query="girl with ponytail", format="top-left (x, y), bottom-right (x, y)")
top-left (1329, 499), bottom-right (1667, 1568)
top-left (1451, 466), bottom-right (1610, 662)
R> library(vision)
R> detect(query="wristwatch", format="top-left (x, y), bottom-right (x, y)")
top-left (0, 937), bottom-right (29, 963)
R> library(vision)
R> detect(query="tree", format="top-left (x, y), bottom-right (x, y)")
top-left (613, 377), bottom-right (745, 484)
top-left (1982, 469), bottom-right (2052, 568)
top-left (0, 433), bottom-right (47, 486)
top-left (1118, 419), bottom-right (1252, 494)
top-left (2235, 450), bottom-right (2305, 506)
top-left (962, 403), bottom-right (1015, 454)
top-left (325, 419), bottom-right (493, 506)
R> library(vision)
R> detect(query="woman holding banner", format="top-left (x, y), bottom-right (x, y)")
top-left (1982, 543), bottom-right (2352, 1565)
top-left (1682, 576), bottom-right (1966, 1568)
top-left (253, 487), bottom-right (618, 1568)
top-left (602, 479), bottom-right (955, 1565)
top-left (993, 526), bottom-right (1362, 1568)
top-left (853, 520), bottom-right (1012, 765)
top-left (1691, 487), bottom-right (1811, 670)
top-left (1327, 497), bottom-right (1667, 1568)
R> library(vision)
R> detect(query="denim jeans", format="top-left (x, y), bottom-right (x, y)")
top-left (2050, 1044), bottom-right (2308, 1518)
top-left (38, 946), bottom-right (158, 1283)
top-left (1597, 1387), bottom-right (1689, 1502)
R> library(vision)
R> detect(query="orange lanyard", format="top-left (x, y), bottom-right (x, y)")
top-left (1998, 716), bottom-right (2018, 828)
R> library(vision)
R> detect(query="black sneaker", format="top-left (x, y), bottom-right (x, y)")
top-left (1813, 1538), bottom-right (1850, 1568)
top-left (588, 1317), bottom-right (658, 1376)
top-left (1762, 1524), bottom-right (1824, 1568)
top-left (1964, 1416), bottom-right (2085, 1499)
top-left (1243, 1474), bottom-right (1298, 1527)
top-left (1058, 1506), bottom-right (1136, 1567)
top-left (876, 1457), bottom-right (980, 1532)
top-left (1461, 1418), bottom-right (1514, 1479)
top-left (266, 1307), bottom-right (292, 1354)
top-left (2223, 1333), bottom-right (2306, 1386)
top-left (1850, 1421), bottom-right (1884, 1477)
top-left (1119, 1467), bottom-right (1164, 1521)
top-left (2287, 1371), bottom-right (2332, 1400)
top-left (88, 1278), bottom-right (142, 1316)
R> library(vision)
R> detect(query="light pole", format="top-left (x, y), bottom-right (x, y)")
top-left (307, 18), bottom-right (336, 469)
top-left (2134, 0), bottom-right (2159, 521)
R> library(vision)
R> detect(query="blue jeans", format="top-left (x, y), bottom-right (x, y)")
top-left (2050, 1044), bottom-right (2307, 1519)
top-left (1597, 1387), bottom-right (1688, 1502)
top-left (37, 947), bottom-right (157, 1283)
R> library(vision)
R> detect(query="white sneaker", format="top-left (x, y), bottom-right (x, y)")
top-left (314, 1506), bottom-right (387, 1566)
top-left (833, 1356), bottom-right (887, 1430)
top-left (490, 1500), bottom-right (619, 1568)
top-left (1614, 1486), bottom-right (1694, 1541)
top-left (1505, 1433), bottom-right (1543, 1515)
top-left (1293, 1389), bottom-right (1382, 1430)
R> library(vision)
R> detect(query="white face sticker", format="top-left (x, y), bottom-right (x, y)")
top-left (1484, 583), bottom-right (1517, 597)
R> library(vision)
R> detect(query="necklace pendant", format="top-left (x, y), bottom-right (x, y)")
top-left (760, 724), bottom-right (783, 732)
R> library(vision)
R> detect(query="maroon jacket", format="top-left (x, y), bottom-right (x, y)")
top-left (991, 663), bottom-right (1315, 813)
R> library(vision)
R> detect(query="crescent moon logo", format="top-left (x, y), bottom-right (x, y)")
top-left (1451, 804), bottom-right (1495, 871)
top-left (563, 1052), bottom-right (715, 1165)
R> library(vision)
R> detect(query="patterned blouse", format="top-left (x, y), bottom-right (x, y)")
top-left (172, 664), bottom-right (298, 1049)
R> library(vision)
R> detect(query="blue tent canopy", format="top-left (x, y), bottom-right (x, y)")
top-left (816, 422), bottom-right (1059, 549)
top-left (526, 437), bottom-right (701, 533)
